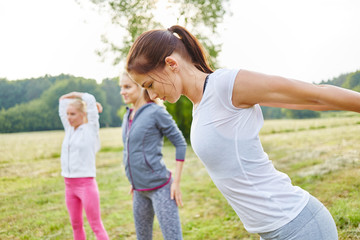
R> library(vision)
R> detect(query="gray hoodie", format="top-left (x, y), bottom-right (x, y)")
top-left (122, 103), bottom-right (187, 190)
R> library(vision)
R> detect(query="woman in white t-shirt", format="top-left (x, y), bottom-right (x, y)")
top-left (59, 92), bottom-right (109, 240)
top-left (122, 25), bottom-right (360, 239)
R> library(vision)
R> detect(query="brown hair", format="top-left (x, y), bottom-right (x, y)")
top-left (126, 25), bottom-right (213, 75)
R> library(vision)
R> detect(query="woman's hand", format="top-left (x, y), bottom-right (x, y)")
top-left (59, 92), bottom-right (83, 100)
top-left (129, 186), bottom-right (134, 200)
top-left (171, 181), bottom-right (183, 207)
top-left (96, 102), bottom-right (103, 113)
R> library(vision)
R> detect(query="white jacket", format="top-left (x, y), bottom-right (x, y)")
top-left (59, 93), bottom-right (100, 178)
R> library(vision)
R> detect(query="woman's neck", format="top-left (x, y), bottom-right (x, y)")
top-left (181, 66), bottom-right (210, 108)
top-left (133, 97), bottom-right (147, 110)
top-left (130, 97), bottom-right (147, 119)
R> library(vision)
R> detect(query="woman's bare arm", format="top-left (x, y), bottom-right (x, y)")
top-left (232, 70), bottom-right (360, 113)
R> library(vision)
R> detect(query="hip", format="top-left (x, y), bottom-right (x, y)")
top-left (259, 195), bottom-right (338, 240)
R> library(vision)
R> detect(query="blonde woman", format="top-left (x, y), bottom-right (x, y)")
top-left (59, 92), bottom-right (109, 240)
top-left (120, 73), bottom-right (187, 240)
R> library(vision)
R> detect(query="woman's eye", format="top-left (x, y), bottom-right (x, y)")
top-left (148, 83), bottom-right (153, 89)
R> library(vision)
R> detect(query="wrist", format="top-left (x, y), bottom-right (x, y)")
top-left (172, 179), bottom-right (181, 185)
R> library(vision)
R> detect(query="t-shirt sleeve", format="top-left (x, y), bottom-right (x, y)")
top-left (213, 69), bottom-right (240, 110)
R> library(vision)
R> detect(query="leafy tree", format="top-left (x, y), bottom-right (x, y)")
top-left (87, 0), bottom-right (229, 67)
top-left (41, 77), bottom-right (111, 128)
top-left (85, 0), bottom-right (230, 139)
top-left (0, 80), bottom-right (21, 110)
top-left (260, 106), bottom-right (284, 119)
top-left (101, 77), bottom-right (123, 126)
top-left (281, 109), bottom-right (320, 119)
top-left (164, 96), bottom-right (193, 141)
top-left (0, 74), bottom-right (75, 110)
top-left (319, 72), bottom-right (351, 87)
top-left (342, 70), bottom-right (360, 90)
top-left (0, 76), bottom-right (112, 133)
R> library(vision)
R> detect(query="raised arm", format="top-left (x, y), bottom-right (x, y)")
top-left (232, 70), bottom-right (360, 112)
top-left (59, 92), bottom-right (86, 130)
top-left (59, 92), bottom-right (101, 130)
top-left (59, 91), bottom-right (83, 100)
top-left (81, 93), bottom-right (99, 129)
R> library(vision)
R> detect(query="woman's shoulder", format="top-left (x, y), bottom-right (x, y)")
top-left (144, 103), bottom-right (172, 121)
top-left (136, 103), bottom-right (166, 119)
top-left (145, 102), bottom-right (165, 111)
top-left (211, 68), bottom-right (240, 80)
top-left (209, 68), bottom-right (240, 93)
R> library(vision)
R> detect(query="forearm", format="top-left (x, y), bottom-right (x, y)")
top-left (315, 84), bottom-right (360, 113)
top-left (59, 99), bottom-right (71, 128)
top-left (81, 93), bottom-right (100, 126)
top-left (59, 92), bottom-right (83, 100)
top-left (234, 70), bottom-right (360, 113)
top-left (173, 161), bottom-right (184, 185)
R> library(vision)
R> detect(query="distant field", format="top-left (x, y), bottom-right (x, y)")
top-left (1, 116), bottom-right (360, 239)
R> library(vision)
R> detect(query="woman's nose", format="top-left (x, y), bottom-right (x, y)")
top-left (148, 90), bottom-right (157, 100)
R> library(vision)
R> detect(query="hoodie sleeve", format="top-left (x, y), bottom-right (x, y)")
top-left (82, 93), bottom-right (99, 131)
top-left (82, 93), bottom-right (100, 152)
top-left (58, 98), bottom-right (72, 130)
top-left (155, 106), bottom-right (187, 161)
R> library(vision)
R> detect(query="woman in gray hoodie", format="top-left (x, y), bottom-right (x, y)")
top-left (120, 72), bottom-right (187, 240)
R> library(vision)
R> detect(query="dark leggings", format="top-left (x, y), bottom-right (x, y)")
top-left (133, 180), bottom-right (183, 240)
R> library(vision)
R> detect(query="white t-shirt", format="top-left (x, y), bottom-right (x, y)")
top-left (190, 69), bottom-right (309, 233)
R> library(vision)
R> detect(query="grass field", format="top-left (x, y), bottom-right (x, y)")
top-left (1, 116), bottom-right (360, 239)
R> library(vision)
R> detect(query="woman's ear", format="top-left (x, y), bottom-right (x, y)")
top-left (83, 113), bottom-right (88, 123)
top-left (165, 56), bottom-right (179, 72)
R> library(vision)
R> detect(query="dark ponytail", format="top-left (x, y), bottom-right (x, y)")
top-left (126, 25), bottom-right (213, 75)
top-left (168, 25), bottom-right (213, 73)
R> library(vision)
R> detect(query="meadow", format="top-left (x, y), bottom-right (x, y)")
top-left (1, 115), bottom-right (360, 239)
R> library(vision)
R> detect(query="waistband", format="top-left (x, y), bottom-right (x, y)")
top-left (64, 177), bottom-right (95, 186)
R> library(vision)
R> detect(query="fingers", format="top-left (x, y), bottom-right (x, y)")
top-left (171, 186), bottom-right (175, 199)
top-left (171, 184), bottom-right (183, 207)
top-left (175, 192), bottom-right (183, 207)
top-left (129, 186), bottom-right (134, 200)
top-left (96, 102), bottom-right (103, 113)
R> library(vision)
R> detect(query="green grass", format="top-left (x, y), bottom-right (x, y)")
top-left (1, 117), bottom-right (360, 239)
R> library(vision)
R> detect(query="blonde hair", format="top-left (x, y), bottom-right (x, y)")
top-left (69, 98), bottom-right (88, 122)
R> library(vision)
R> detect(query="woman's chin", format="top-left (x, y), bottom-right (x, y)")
top-left (166, 96), bottom-right (181, 104)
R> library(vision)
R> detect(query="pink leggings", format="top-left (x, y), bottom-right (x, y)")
top-left (64, 177), bottom-right (109, 240)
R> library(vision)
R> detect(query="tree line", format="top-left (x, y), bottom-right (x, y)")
top-left (0, 75), bottom-right (123, 133)
top-left (1, 70), bottom-right (359, 138)
top-left (261, 70), bottom-right (360, 120)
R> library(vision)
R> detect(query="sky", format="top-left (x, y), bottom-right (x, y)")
top-left (0, 0), bottom-right (359, 84)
